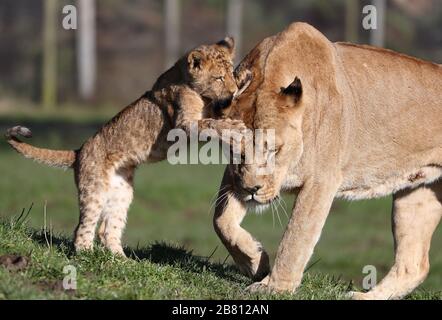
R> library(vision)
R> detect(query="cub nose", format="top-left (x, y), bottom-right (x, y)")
top-left (215, 95), bottom-right (233, 110)
top-left (244, 185), bottom-right (262, 194)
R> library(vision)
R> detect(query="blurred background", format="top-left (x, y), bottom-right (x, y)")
top-left (0, 0), bottom-right (441, 290)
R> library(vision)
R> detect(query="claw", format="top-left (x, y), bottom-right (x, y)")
top-left (349, 291), bottom-right (374, 300)
top-left (246, 282), bottom-right (270, 294)
top-left (246, 276), bottom-right (272, 294)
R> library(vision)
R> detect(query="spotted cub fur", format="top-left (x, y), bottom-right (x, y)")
top-left (6, 38), bottom-right (248, 256)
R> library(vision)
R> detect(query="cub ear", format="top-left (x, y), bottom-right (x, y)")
top-left (281, 77), bottom-right (302, 103)
top-left (234, 68), bottom-right (253, 98)
top-left (217, 36), bottom-right (235, 56)
top-left (187, 50), bottom-right (204, 71)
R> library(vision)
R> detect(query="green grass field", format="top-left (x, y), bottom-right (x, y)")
top-left (0, 114), bottom-right (441, 299)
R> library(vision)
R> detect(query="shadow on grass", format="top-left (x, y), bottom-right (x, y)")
top-left (29, 230), bottom-right (76, 256)
top-left (28, 227), bottom-right (244, 283)
top-left (10, 203), bottom-right (245, 284)
top-left (128, 242), bottom-right (244, 283)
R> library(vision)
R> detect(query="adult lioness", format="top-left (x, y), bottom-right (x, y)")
top-left (6, 38), bottom-right (249, 256)
top-left (214, 22), bottom-right (442, 299)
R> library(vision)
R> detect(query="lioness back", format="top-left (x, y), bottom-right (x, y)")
top-left (334, 43), bottom-right (442, 198)
top-left (336, 42), bottom-right (442, 156)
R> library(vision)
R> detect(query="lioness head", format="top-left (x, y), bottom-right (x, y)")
top-left (228, 76), bottom-right (305, 209)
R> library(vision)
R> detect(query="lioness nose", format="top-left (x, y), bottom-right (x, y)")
top-left (245, 185), bottom-right (262, 194)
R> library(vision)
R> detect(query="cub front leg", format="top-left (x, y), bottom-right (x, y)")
top-left (213, 169), bottom-right (270, 280)
top-left (197, 118), bottom-right (246, 133)
top-left (250, 177), bottom-right (339, 293)
top-left (174, 87), bottom-right (246, 136)
top-left (177, 119), bottom-right (247, 152)
top-left (178, 119), bottom-right (246, 142)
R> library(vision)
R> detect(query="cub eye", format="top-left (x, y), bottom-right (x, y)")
top-left (215, 76), bottom-right (225, 82)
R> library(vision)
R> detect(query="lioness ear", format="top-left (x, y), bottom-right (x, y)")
top-left (217, 36), bottom-right (235, 56)
top-left (234, 68), bottom-right (253, 98)
top-left (188, 50), bottom-right (204, 71)
top-left (281, 77), bottom-right (302, 103)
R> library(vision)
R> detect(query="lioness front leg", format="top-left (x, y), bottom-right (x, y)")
top-left (249, 178), bottom-right (339, 293)
top-left (352, 183), bottom-right (442, 300)
top-left (214, 169), bottom-right (270, 280)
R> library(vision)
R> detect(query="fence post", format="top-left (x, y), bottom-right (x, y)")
top-left (164, 0), bottom-right (181, 69)
top-left (42, 0), bottom-right (57, 110)
top-left (77, 0), bottom-right (97, 101)
top-left (370, 0), bottom-right (386, 47)
top-left (226, 0), bottom-right (244, 63)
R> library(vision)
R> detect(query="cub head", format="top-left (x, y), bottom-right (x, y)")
top-left (182, 37), bottom-right (251, 115)
top-left (229, 76), bottom-right (305, 210)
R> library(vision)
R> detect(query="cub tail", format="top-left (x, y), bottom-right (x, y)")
top-left (5, 126), bottom-right (76, 169)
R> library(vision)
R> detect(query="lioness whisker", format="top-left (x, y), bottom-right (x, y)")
top-left (274, 201), bottom-right (283, 228)
top-left (270, 201), bottom-right (276, 229)
top-left (208, 194), bottom-right (227, 215)
top-left (207, 185), bottom-right (230, 215)
top-left (277, 196), bottom-right (290, 220)
top-left (208, 189), bottom-right (231, 215)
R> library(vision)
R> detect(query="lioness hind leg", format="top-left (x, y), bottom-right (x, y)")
top-left (352, 183), bottom-right (442, 300)
top-left (213, 170), bottom-right (270, 281)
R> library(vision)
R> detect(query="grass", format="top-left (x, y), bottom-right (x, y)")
top-left (0, 215), bottom-right (440, 299)
top-left (0, 113), bottom-right (441, 299)
top-left (0, 216), bottom-right (353, 299)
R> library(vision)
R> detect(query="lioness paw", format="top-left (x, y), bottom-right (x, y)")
top-left (349, 291), bottom-right (381, 300)
top-left (246, 276), bottom-right (273, 294)
top-left (246, 282), bottom-right (271, 294)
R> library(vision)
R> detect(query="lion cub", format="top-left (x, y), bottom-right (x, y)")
top-left (6, 38), bottom-right (247, 256)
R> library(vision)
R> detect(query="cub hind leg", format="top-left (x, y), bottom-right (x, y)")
top-left (352, 182), bottom-right (442, 300)
top-left (98, 166), bottom-right (134, 256)
top-left (74, 167), bottom-right (108, 252)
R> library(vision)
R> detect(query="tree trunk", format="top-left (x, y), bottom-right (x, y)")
top-left (77, 0), bottom-right (96, 101)
top-left (164, 0), bottom-right (181, 69)
top-left (226, 0), bottom-right (244, 63)
top-left (42, 0), bottom-right (57, 110)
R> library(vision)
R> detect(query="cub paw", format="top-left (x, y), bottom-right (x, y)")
top-left (221, 119), bottom-right (248, 132)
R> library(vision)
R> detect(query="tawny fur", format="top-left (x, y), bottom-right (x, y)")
top-left (6, 38), bottom-right (248, 256)
top-left (214, 22), bottom-right (442, 299)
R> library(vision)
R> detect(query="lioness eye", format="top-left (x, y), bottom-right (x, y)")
top-left (216, 76), bottom-right (224, 81)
